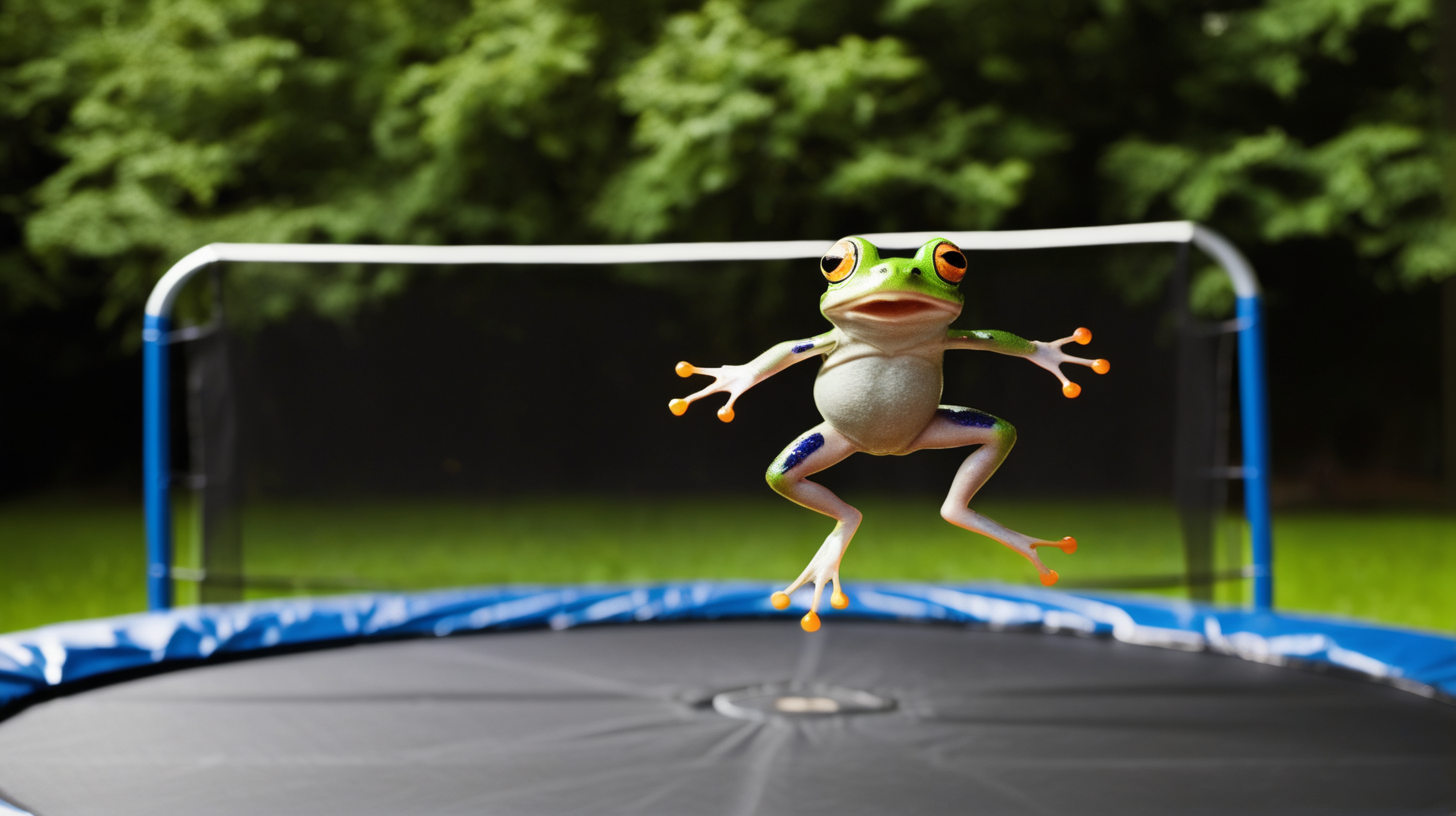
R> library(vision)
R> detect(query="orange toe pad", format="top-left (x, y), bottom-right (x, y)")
top-left (800, 611), bottom-right (821, 632)
top-left (1039, 570), bottom-right (1060, 587)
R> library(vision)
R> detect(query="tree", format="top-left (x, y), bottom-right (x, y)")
top-left (2, 0), bottom-right (1445, 324)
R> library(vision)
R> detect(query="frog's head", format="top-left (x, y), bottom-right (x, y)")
top-left (818, 237), bottom-right (966, 333)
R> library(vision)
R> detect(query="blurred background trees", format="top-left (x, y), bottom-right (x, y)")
top-left (1, 0), bottom-right (1450, 499)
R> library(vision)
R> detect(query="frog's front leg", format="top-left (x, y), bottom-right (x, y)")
top-left (764, 425), bottom-right (861, 632)
top-left (951, 327), bottom-right (1109, 399)
top-left (907, 406), bottom-right (1077, 586)
top-left (669, 334), bottom-right (835, 422)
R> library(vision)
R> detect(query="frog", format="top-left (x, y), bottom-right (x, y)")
top-left (669, 236), bottom-right (1109, 632)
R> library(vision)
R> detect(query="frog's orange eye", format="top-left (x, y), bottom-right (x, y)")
top-left (820, 239), bottom-right (858, 283)
top-left (934, 242), bottom-right (967, 285)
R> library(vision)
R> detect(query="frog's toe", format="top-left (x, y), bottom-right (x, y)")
top-left (1032, 536), bottom-right (1077, 555)
top-left (1039, 569), bottom-right (1060, 587)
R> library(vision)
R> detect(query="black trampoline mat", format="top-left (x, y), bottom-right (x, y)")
top-left (0, 621), bottom-right (1452, 815)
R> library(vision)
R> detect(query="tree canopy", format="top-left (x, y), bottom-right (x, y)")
top-left (0, 0), bottom-right (1446, 326)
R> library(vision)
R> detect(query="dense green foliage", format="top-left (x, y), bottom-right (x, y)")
top-left (0, 0), bottom-right (1446, 326)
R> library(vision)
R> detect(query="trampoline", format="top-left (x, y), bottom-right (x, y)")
top-left (1, 583), bottom-right (1454, 815)
top-left (5, 226), bottom-right (1452, 814)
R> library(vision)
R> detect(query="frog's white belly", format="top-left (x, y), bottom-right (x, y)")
top-left (814, 356), bottom-right (942, 455)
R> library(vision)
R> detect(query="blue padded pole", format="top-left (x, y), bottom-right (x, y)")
top-left (143, 313), bottom-right (173, 611)
top-left (1236, 295), bottom-right (1273, 609)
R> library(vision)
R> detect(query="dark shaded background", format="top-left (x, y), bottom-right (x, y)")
top-left (3, 243), bottom-right (1443, 507)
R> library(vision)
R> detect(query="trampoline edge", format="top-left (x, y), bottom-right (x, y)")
top-left (1, 582), bottom-right (1453, 722)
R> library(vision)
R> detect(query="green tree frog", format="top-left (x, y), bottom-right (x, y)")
top-left (669, 237), bottom-right (1110, 632)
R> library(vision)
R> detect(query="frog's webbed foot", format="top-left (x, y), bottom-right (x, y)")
top-left (946, 510), bottom-right (1076, 586)
top-left (1029, 327), bottom-right (1110, 399)
top-left (668, 361), bottom-right (756, 422)
top-left (1029, 536), bottom-right (1078, 584)
top-left (772, 528), bottom-right (854, 632)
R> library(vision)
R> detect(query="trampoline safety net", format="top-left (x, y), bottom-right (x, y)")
top-left (171, 243), bottom-right (1247, 600)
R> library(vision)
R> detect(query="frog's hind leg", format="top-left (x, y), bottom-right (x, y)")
top-left (907, 406), bottom-right (1077, 586)
top-left (764, 424), bottom-right (861, 631)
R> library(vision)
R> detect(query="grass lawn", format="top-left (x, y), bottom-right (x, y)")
top-left (1, 493), bottom-right (1452, 635)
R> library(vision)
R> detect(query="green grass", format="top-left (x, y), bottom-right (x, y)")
top-left (2, 494), bottom-right (1453, 635)
top-left (228, 496), bottom-right (1187, 589)
top-left (0, 497), bottom-right (146, 631)
top-left (1273, 510), bottom-right (1456, 631)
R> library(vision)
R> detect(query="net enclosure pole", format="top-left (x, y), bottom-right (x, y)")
top-left (1237, 296), bottom-right (1272, 608)
top-left (142, 312), bottom-right (173, 611)
top-left (1188, 226), bottom-right (1272, 609)
top-left (142, 222), bottom-right (1272, 611)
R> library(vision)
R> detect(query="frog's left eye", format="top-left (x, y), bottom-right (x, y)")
top-left (820, 240), bottom-right (858, 283)
top-left (933, 242), bottom-right (967, 285)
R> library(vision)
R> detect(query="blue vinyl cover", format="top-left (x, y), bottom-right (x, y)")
top-left (2, 582), bottom-right (1454, 714)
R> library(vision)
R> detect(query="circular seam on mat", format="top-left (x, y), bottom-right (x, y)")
top-left (712, 683), bottom-right (896, 722)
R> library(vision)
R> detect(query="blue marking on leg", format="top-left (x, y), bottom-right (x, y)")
top-left (939, 408), bottom-right (997, 429)
top-left (791, 342), bottom-right (815, 354)
top-left (779, 432), bottom-right (825, 473)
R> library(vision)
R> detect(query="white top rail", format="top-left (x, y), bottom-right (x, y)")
top-left (144, 221), bottom-right (1257, 317)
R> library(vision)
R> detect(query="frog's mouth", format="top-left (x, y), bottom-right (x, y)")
top-left (838, 293), bottom-right (959, 321)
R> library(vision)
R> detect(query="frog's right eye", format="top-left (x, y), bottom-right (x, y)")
top-left (820, 240), bottom-right (858, 283)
